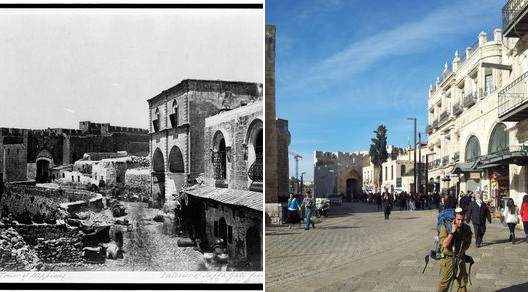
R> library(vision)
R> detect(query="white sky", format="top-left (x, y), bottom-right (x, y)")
top-left (0, 8), bottom-right (263, 130)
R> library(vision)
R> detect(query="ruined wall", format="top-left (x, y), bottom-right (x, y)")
top-left (124, 168), bottom-right (150, 199)
top-left (0, 185), bottom-right (96, 219)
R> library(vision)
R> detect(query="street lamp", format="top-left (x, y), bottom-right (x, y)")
top-left (407, 117), bottom-right (417, 195)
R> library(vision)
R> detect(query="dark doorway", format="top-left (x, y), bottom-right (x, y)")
top-left (36, 159), bottom-right (50, 183)
top-left (219, 217), bottom-right (227, 243)
top-left (346, 178), bottom-right (358, 195)
top-left (246, 226), bottom-right (261, 270)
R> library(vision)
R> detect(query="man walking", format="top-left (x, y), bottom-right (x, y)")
top-left (302, 191), bottom-right (315, 230)
top-left (438, 207), bottom-right (472, 292)
top-left (465, 193), bottom-right (491, 248)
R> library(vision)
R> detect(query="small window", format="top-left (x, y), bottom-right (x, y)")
top-left (232, 208), bottom-right (236, 219)
top-left (77, 176), bottom-right (80, 182)
top-left (16, 149), bottom-right (19, 155)
top-left (227, 226), bottom-right (233, 244)
top-left (62, 173), bottom-right (65, 178)
top-left (71, 176), bottom-right (74, 182)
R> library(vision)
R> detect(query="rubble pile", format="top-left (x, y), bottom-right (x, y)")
top-left (0, 228), bottom-right (41, 271)
top-left (36, 237), bottom-right (83, 263)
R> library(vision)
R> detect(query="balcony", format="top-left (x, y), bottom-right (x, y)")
top-left (442, 156), bottom-right (449, 165)
top-left (499, 71), bottom-right (528, 121)
top-left (432, 119), bottom-right (439, 130)
top-left (503, 0), bottom-right (528, 38)
top-left (426, 125), bottom-right (433, 135)
top-left (248, 155), bottom-right (263, 192)
top-left (439, 110), bottom-right (450, 124)
top-left (463, 92), bottom-right (477, 108)
top-left (453, 103), bottom-right (463, 116)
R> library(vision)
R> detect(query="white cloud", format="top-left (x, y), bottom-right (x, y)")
top-left (63, 107), bottom-right (75, 114)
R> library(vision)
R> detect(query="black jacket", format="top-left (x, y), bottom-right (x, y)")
top-left (466, 201), bottom-right (491, 225)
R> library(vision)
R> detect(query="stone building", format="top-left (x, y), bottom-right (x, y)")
top-left (313, 151), bottom-right (368, 198)
top-left (426, 29), bottom-right (511, 205)
top-left (147, 79), bottom-right (262, 209)
top-left (264, 24), bottom-right (291, 224)
top-left (0, 122), bottom-right (148, 184)
top-left (181, 99), bottom-right (263, 270)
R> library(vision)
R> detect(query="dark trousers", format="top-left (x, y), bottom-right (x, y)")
top-left (473, 224), bottom-right (486, 246)
top-left (507, 223), bottom-right (516, 240)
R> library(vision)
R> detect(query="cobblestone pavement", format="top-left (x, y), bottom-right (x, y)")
top-left (54, 202), bottom-right (205, 271)
top-left (265, 202), bottom-right (528, 292)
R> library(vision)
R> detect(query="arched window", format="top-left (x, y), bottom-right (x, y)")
top-left (465, 135), bottom-right (481, 162)
top-left (169, 100), bottom-right (178, 128)
top-left (488, 123), bottom-right (509, 154)
top-left (153, 108), bottom-right (160, 132)
top-left (169, 146), bottom-right (184, 173)
top-left (212, 131), bottom-right (227, 181)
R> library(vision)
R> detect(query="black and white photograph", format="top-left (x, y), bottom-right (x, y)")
top-left (0, 2), bottom-right (263, 286)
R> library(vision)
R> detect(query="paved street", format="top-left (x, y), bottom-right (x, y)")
top-left (265, 202), bottom-right (528, 292)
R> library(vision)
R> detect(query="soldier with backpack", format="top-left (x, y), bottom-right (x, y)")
top-left (438, 207), bottom-right (472, 292)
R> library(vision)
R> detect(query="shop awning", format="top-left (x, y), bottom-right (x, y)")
top-left (181, 184), bottom-right (263, 212)
top-left (452, 160), bottom-right (482, 174)
top-left (480, 150), bottom-right (528, 166)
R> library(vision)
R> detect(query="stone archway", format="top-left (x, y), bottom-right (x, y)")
top-left (246, 226), bottom-right (261, 270)
top-left (36, 149), bottom-right (54, 183)
top-left (152, 148), bottom-right (165, 208)
top-left (345, 168), bottom-right (360, 198)
top-left (168, 146), bottom-right (186, 197)
top-left (246, 119), bottom-right (263, 191)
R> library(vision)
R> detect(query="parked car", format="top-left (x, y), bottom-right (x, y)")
top-left (327, 194), bottom-right (343, 206)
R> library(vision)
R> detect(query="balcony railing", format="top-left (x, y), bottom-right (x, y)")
top-left (498, 71), bottom-right (528, 119)
top-left (426, 125), bottom-right (433, 134)
top-left (453, 103), bottom-right (463, 116)
top-left (439, 110), bottom-right (450, 123)
top-left (454, 152), bottom-right (460, 162)
top-left (432, 119), bottom-right (439, 129)
top-left (503, 0), bottom-right (528, 35)
top-left (463, 92), bottom-right (477, 108)
top-left (248, 154), bottom-right (263, 182)
top-left (442, 156), bottom-right (449, 165)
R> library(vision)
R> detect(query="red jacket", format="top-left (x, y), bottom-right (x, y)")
top-left (520, 203), bottom-right (528, 222)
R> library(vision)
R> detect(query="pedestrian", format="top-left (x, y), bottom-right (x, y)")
top-left (286, 193), bottom-right (301, 229)
top-left (302, 191), bottom-right (315, 230)
top-left (502, 198), bottom-right (520, 243)
top-left (465, 192), bottom-right (491, 248)
top-left (519, 194), bottom-right (528, 243)
top-left (384, 201), bottom-right (391, 220)
top-left (438, 195), bottom-right (446, 213)
top-left (445, 192), bottom-right (457, 209)
top-left (376, 193), bottom-right (382, 211)
top-left (437, 207), bottom-right (472, 292)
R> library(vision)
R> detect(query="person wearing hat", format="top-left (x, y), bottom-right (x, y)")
top-left (438, 207), bottom-right (473, 292)
top-left (302, 191), bottom-right (315, 230)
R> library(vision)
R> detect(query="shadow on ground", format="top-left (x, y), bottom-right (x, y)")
top-left (495, 282), bottom-right (528, 292)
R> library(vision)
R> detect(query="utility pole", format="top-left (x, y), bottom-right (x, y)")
top-left (288, 151), bottom-right (302, 181)
top-left (407, 117), bottom-right (417, 195)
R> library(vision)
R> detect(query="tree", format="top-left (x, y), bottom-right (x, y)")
top-left (369, 125), bottom-right (389, 192)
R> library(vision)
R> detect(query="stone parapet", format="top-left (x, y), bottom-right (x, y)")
top-left (265, 203), bottom-right (284, 225)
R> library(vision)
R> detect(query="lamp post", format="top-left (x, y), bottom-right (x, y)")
top-left (418, 132), bottom-right (422, 194)
top-left (407, 117), bottom-right (417, 195)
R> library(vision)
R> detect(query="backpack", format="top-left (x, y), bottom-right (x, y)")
top-left (423, 208), bottom-right (474, 285)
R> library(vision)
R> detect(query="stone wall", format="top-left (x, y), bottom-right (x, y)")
top-left (202, 202), bottom-right (261, 269)
top-left (124, 168), bottom-right (150, 199)
top-left (0, 185), bottom-right (97, 219)
top-left (3, 144), bottom-right (27, 182)
top-left (265, 25), bottom-right (278, 203)
top-left (276, 119), bottom-right (290, 197)
top-left (0, 224), bottom-right (83, 265)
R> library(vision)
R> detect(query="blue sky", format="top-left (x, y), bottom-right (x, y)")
top-left (266, 0), bottom-right (503, 180)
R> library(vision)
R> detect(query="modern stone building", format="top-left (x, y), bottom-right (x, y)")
top-left (0, 122), bottom-right (148, 184)
top-left (426, 29), bottom-right (511, 206)
top-left (147, 79), bottom-right (262, 209)
top-left (181, 99), bottom-right (263, 270)
top-left (264, 24), bottom-right (291, 224)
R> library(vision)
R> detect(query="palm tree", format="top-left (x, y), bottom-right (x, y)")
top-left (369, 125), bottom-right (389, 192)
